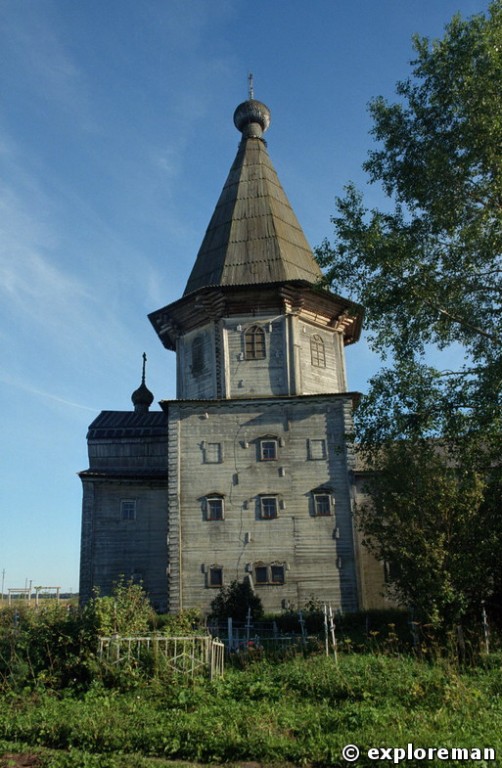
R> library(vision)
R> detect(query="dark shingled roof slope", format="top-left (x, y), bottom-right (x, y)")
top-left (183, 132), bottom-right (323, 296)
top-left (86, 410), bottom-right (167, 440)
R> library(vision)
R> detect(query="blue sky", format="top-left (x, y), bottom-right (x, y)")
top-left (0, 0), bottom-right (487, 594)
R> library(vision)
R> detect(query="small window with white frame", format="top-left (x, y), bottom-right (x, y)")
top-left (313, 492), bottom-right (332, 517)
top-left (260, 438), bottom-right (278, 461)
top-left (259, 495), bottom-right (278, 519)
top-left (205, 495), bottom-right (224, 521)
top-left (121, 499), bottom-right (136, 521)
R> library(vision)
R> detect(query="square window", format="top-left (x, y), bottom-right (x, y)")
top-left (271, 565), bottom-right (285, 584)
top-left (204, 442), bottom-right (222, 464)
top-left (260, 440), bottom-right (277, 461)
top-left (254, 565), bottom-right (268, 584)
top-left (209, 566), bottom-right (223, 587)
top-left (260, 496), bottom-right (278, 519)
top-left (314, 493), bottom-right (331, 516)
top-left (206, 497), bottom-right (224, 521)
top-left (308, 438), bottom-right (327, 460)
top-left (121, 499), bottom-right (136, 521)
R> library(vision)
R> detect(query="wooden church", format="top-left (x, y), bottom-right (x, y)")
top-left (79, 93), bottom-right (382, 615)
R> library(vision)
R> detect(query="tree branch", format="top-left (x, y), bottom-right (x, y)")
top-left (427, 301), bottom-right (499, 341)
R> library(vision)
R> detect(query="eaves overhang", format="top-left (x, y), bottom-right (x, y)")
top-left (148, 280), bottom-right (363, 351)
top-left (78, 469), bottom-right (167, 483)
top-left (159, 390), bottom-right (362, 412)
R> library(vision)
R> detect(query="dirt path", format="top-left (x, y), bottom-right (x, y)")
top-left (0, 756), bottom-right (43, 768)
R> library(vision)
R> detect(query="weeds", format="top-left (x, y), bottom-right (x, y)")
top-left (0, 655), bottom-right (500, 766)
top-left (0, 590), bottom-right (500, 766)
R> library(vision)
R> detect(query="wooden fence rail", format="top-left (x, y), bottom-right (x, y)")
top-left (98, 635), bottom-right (224, 679)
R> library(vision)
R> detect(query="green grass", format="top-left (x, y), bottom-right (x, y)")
top-left (0, 653), bottom-right (501, 767)
top-left (0, 742), bottom-right (205, 768)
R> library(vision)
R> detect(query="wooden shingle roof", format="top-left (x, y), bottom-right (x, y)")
top-left (183, 100), bottom-right (322, 296)
top-left (86, 411), bottom-right (167, 440)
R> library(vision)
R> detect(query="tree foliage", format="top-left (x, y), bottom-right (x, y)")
top-left (317, 3), bottom-right (502, 626)
top-left (317, 1), bottom-right (501, 456)
top-left (87, 577), bottom-right (156, 636)
top-left (209, 579), bottom-right (263, 623)
top-left (357, 442), bottom-right (501, 627)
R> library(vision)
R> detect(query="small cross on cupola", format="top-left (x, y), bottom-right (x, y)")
top-left (131, 352), bottom-right (154, 413)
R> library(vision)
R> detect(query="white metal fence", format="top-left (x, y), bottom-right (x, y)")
top-left (98, 635), bottom-right (225, 679)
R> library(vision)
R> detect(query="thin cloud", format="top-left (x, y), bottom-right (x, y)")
top-left (0, 184), bottom-right (92, 317)
top-left (0, 172), bottom-right (143, 396)
top-left (0, 373), bottom-right (98, 413)
top-left (153, 145), bottom-right (184, 179)
top-left (0, 3), bottom-right (94, 130)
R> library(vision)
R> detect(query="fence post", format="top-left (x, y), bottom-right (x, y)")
top-left (245, 606), bottom-right (252, 643)
top-left (482, 601), bottom-right (490, 655)
top-left (227, 617), bottom-right (233, 651)
top-left (329, 605), bottom-right (338, 664)
top-left (298, 610), bottom-right (306, 646)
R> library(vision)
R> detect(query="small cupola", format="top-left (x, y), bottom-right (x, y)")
top-left (233, 99), bottom-right (271, 139)
top-left (131, 353), bottom-right (154, 413)
top-left (233, 73), bottom-right (271, 139)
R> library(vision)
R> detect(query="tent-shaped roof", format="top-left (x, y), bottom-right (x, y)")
top-left (183, 98), bottom-right (323, 296)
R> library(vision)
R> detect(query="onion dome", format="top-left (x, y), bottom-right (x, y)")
top-left (131, 353), bottom-right (154, 413)
top-left (233, 99), bottom-right (271, 139)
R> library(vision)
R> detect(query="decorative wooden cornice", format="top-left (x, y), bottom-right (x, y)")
top-left (149, 281), bottom-right (363, 350)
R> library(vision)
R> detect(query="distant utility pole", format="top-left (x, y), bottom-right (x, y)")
top-left (1, 569), bottom-right (5, 601)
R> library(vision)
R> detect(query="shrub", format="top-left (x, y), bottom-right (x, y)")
top-left (85, 578), bottom-right (156, 636)
top-left (209, 579), bottom-right (263, 623)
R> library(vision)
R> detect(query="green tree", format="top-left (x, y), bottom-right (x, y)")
top-left (317, 1), bottom-right (501, 456)
top-left (357, 441), bottom-right (495, 627)
top-left (209, 579), bottom-right (263, 623)
top-left (316, 3), bottom-right (502, 627)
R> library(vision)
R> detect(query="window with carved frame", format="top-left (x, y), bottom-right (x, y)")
top-left (254, 564), bottom-right (268, 585)
top-left (310, 334), bottom-right (326, 367)
top-left (244, 325), bottom-right (266, 360)
top-left (253, 562), bottom-right (285, 585)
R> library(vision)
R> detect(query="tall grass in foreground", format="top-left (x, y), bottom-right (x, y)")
top-left (0, 653), bottom-right (501, 767)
